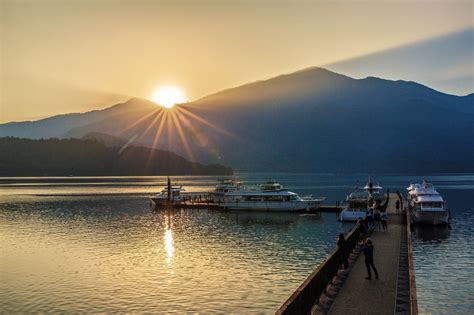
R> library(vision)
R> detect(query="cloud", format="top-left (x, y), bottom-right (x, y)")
top-left (325, 28), bottom-right (474, 96)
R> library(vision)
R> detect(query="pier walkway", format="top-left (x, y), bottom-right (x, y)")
top-left (327, 214), bottom-right (402, 314)
top-left (276, 193), bottom-right (417, 315)
top-left (326, 193), bottom-right (415, 315)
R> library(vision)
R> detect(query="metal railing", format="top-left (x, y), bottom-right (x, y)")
top-left (406, 210), bottom-right (418, 315)
top-left (275, 226), bottom-right (361, 315)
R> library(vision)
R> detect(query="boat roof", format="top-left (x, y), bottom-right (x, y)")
top-left (348, 191), bottom-right (368, 199)
top-left (363, 184), bottom-right (383, 190)
top-left (226, 190), bottom-right (298, 197)
top-left (161, 186), bottom-right (184, 191)
top-left (216, 182), bottom-right (241, 187)
top-left (412, 186), bottom-right (438, 195)
top-left (217, 178), bottom-right (241, 184)
top-left (408, 181), bottom-right (435, 190)
top-left (260, 181), bottom-right (282, 189)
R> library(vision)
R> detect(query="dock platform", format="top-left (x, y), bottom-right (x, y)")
top-left (276, 193), bottom-right (417, 315)
top-left (151, 201), bottom-right (343, 213)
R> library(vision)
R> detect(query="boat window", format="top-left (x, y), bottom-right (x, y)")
top-left (265, 196), bottom-right (285, 202)
top-left (349, 201), bottom-right (367, 209)
top-left (421, 202), bottom-right (442, 208)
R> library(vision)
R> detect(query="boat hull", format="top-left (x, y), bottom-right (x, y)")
top-left (209, 193), bottom-right (226, 204)
top-left (223, 200), bottom-right (320, 211)
top-left (411, 210), bottom-right (449, 225)
top-left (150, 197), bottom-right (184, 207)
top-left (339, 209), bottom-right (367, 222)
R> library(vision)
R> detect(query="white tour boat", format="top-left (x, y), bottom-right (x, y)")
top-left (222, 181), bottom-right (324, 211)
top-left (150, 177), bottom-right (187, 207)
top-left (339, 178), bottom-right (384, 222)
top-left (407, 180), bottom-right (449, 225)
top-left (209, 179), bottom-right (242, 203)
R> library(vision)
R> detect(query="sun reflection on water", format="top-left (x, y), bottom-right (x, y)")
top-left (164, 213), bottom-right (174, 263)
top-left (164, 228), bottom-right (174, 261)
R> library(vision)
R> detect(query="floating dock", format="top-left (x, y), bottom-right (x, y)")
top-left (151, 200), bottom-right (342, 213)
top-left (276, 193), bottom-right (417, 315)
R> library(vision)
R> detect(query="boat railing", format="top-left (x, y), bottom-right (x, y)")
top-left (275, 225), bottom-right (361, 315)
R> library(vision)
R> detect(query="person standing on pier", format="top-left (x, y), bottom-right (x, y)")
top-left (373, 204), bottom-right (381, 230)
top-left (381, 212), bottom-right (388, 231)
top-left (361, 238), bottom-right (379, 280)
top-left (337, 233), bottom-right (349, 270)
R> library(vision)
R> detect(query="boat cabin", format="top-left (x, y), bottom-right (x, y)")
top-left (215, 179), bottom-right (241, 194)
top-left (414, 194), bottom-right (446, 211)
top-left (259, 181), bottom-right (283, 191)
top-left (159, 186), bottom-right (185, 197)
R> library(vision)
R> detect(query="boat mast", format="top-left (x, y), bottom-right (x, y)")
top-left (367, 176), bottom-right (374, 208)
top-left (167, 176), bottom-right (171, 202)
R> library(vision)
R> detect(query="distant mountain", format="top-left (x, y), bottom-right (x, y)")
top-left (0, 98), bottom-right (157, 139)
top-left (81, 132), bottom-right (128, 147)
top-left (1, 67), bottom-right (473, 173)
top-left (0, 137), bottom-right (233, 176)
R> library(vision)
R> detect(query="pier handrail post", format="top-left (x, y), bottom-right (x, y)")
top-left (406, 210), bottom-right (418, 315)
top-left (275, 225), bottom-right (361, 315)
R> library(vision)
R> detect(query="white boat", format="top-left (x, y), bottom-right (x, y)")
top-left (209, 179), bottom-right (242, 203)
top-left (150, 185), bottom-right (187, 207)
top-left (222, 181), bottom-right (325, 211)
top-left (339, 178), bottom-right (384, 222)
top-left (150, 177), bottom-right (189, 207)
top-left (408, 180), bottom-right (449, 225)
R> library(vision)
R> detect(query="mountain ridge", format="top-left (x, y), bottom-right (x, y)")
top-left (1, 67), bottom-right (472, 173)
top-left (0, 137), bottom-right (233, 176)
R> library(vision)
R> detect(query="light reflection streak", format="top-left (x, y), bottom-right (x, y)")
top-left (170, 110), bottom-right (195, 161)
top-left (164, 212), bottom-right (174, 263)
top-left (137, 110), bottom-right (165, 142)
top-left (119, 108), bottom-right (162, 135)
top-left (145, 113), bottom-right (168, 168)
top-left (175, 106), bottom-right (237, 139)
top-left (164, 229), bottom-right (174, 262)
top-left (175, 112), bottom-right (221, 158)
top-left (175, 111), bottom-right (207, 147)
top-left (118, 103), bottom-right (237, 167)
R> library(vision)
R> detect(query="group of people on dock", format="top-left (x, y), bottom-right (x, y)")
top-left (366, 200), bottom-right (390, 231)
top-left (337, 229), bottom-right (379, 281)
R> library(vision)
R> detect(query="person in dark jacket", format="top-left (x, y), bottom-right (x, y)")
top-left (356, 219), bottom-right (368, 241)
top-left (361, 238), bottom-right (379, 280)
top-left (337, 233), bottom-right (349, 269)
top-left (381, 212), bottom-right (388, 230)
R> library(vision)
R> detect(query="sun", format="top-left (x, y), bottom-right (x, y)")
top-left (150, 86), bottom-right (187, 108)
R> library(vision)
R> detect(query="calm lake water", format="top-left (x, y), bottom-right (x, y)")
top-left (1, 174), bottom-right (473, 313)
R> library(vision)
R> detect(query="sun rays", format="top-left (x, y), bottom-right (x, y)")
top-left (115, 103), bottom-right (238, 168)
top-left (170, 110), bottom-right (195, 161)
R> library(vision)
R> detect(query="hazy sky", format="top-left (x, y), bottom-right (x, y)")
top-left (1, 0), bottom-right (473, 122)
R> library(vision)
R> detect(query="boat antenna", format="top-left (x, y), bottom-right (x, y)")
top-left (167, 176), bottom-right (171, 202)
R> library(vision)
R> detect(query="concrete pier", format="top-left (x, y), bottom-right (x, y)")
top-left (327, 196), bottom-right (403, 314)
top-left (276, 193), bottom-right (417, 315)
